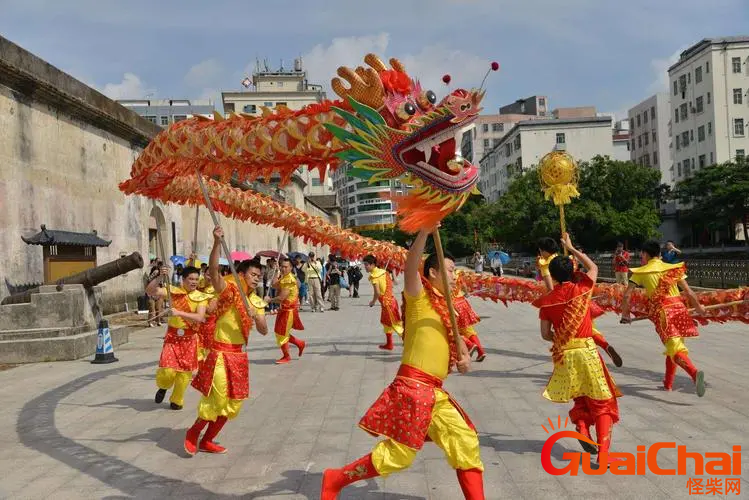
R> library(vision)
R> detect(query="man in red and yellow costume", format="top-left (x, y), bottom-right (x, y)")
top-left (454, 271), bottom-right (486, 362)
top-left (147, 265), bottom-right (209, 410)
top-left (621, 240), bottom-right (706, 396)
top-left (532, 234), bottom-right (622, 468)
top-left (363, 254), bottom-right (404, 350)
top-left (538, 236), bottom-right (622, 368)
top-left (184, 226), bottom-right (268, 455)
top-left (266, 257), bottom-right (306, 364)
top-left (321, 226), bottom-right (484, 499)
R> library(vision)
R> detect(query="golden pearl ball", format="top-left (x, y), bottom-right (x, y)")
top-left (539, 152), bottom-right (577, 186)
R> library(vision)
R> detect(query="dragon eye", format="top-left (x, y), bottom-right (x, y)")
top-left (417, 90), bottom-right (437, 109)
top-left (396, 101), bottom-right (417, 120)
top-left (460, 103), bottom-right (472, 112)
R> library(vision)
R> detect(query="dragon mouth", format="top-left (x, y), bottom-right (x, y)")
top-left (396, 114), bottom-right (479, 193)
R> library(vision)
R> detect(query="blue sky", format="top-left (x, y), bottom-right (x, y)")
top-left (1, 0), bottom-right (747, 117)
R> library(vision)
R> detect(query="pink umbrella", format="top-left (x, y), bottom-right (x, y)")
top-left (230, 250), bottom-right (252, 261)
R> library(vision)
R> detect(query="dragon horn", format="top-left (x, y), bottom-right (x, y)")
top-left (389, 57), bottom-right (406, 73)
top-left (364, 54), bottom-right (388, 72)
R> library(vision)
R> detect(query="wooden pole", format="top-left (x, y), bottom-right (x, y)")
top-left (431, 229), bottom-right (463, 352)
top-left (153, 201), bottom-right (172, 305)
top-left (559, 204), bottom-right (568, 256)
top-left (266, 230), bottom-right (290, 287)
top-left (194, 172), bottom-right (254, 318)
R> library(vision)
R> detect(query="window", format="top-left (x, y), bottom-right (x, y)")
top-left (680, 103), bottom-right (688, 120)
top-left (492, 123), bottom-right (503, 132)
top-left (556, 133), bottom-right (566, 144)
top-left (692, 158), bottom-right (695, 169)
top-left (224, 103), bottom-right (235, 112)
top-left (513, 135), bottom-right (521, 150)
top-left (690, 129), bottom-right (694, 142)
top-left (643, 112), bottom-right (648, 124)
top-left (263, 101), bottom-right (273, 107)
top-left (679, 75), bottom-right (687, 96)
top-left (674, 109), bottom-right (679, 123)
top-left (699, 154), bottom-right (706, 168)
top-left (732, 57), bottom-right (741, 73)
top-left (483, 139), bottom-right (490, 148)
top-left (275, 101), bottom-right (287, 106)
top-left (737, 149), bottom-right (746, 159)
top-left (708, 121), bottom-right (712, 135)
top-left (631, 139), bottom-right (635, 150)
top-left (653, 152), bottom-right (658, 164)
top-left (638, 136), bottom-right (642, 148)
top-left (707, 92), bottom-right (711, 104)
top-left (145, 115), bottom-right (157, 123)
top-left (173, 115), bottom-right (187, 122)
top-left (735, 118), bottom-right (745, 136)
top-left (677, 162), bottom-right (682, 176)
top-left (505, 144), bottom-right (512, 156)
top-left (637, 115), bottom-right (641, 127)
top-left (482, 124), bottom-right (489, 133)
top-left (698, 125), bottom-right (705, 142)
top-left (643, 154), bottom-right (650, 167)
top-left (358, 203), bottom-right (392, 213)
top-left (696, 96), bottom-right (704, 113)
top-left (710, 152), bottom-right (714, 163)
top-left (733, 88), bottom-right (743, 105)
top-left (687, 72), bottom-right (691, 83)
top-left (493, 138), bottom-right (501, 147)
top-left (348, 196), bottom-right (355, 204)
top-left (706, 61), bottom-right (710, 73)
top-left (673, 80), bottom-right (678, 96)
top-left (651, 107), bottom-right (655, 120)
top-left (675, 135), bottom-right (680, 150)
top-left (357, 192), bottom-right (381, 201)
top-left (643, 133), bottom-right (649, 145)
top-left (539, 98), bottom-right (546, 106)
top-left (160, 116), bottom-right (169, 126)
top-left (684, 161), bottom-right (691, 176)
top-left (652, 131), bottom-right (657, 143)
top-left (242, 104), bottom-right (257, 113)
top-left (311, 178), bottom-right (321, 186)
top-left (695, 66), bottom-right (702, 83)
top-left (681, 131), bottom-right (689, 146)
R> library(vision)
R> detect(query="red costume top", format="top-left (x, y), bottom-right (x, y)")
top-left (158, 286), bottom-right (209, 372)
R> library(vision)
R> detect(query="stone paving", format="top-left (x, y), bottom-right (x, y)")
top-left (0, 283), bottom-right (747, 499)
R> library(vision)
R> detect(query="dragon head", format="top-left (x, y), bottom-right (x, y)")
top-left (326, 54), bottom-right (486, 232)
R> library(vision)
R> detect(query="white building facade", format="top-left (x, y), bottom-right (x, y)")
top-left (479, 117), bottom-right (614, 201)
top-left (627, 93), bottom-right (673, 185)
top-left (332, 164), bottom-right (406, 230)
top-left (117, 99), bottom-right (215, 127)
top-left (668, 36), bottom-right (749, 184)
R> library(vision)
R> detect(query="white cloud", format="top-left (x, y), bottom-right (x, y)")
top-left (102, 72), bottom-right (150, 100)
top-left (184, 58), bottom-right (224, 89)
top-left (302, 34), bottom-right (491, 103)
top-left (647, 47), bottom-right (687, 94)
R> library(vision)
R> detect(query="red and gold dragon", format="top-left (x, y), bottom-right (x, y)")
top-left (120, 53), bottom-right (483, 232)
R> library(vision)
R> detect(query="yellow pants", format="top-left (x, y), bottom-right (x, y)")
top-left (383, 322), bottom-right (404, 337)
top-left (370, 390), bottom-right (483, 475)
top-left (155, 368), bottom-right (192, 406)
top-left (196, 354), bottom-right (243, 421)
top-left (663, 337), bottom-right (689, 359)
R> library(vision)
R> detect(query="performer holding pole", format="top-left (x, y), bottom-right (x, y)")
top-left (621, 240), bottom-right (706, 397)
top-left (185, 226), bottom-right (268, 455)
top-left (321, 225), bottom-right (483, 499)
top-left (363, 255), bottom-right (404, 350)
top-left (532, 233), bottom-right (623, 469)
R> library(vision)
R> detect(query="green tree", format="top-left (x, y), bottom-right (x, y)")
top-left (672, 157), bottom-right (749, 244)
top-left (484, 156), bottom-right (664, 252)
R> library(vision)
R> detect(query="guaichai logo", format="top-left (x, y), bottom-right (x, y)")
top-left (540, 415), bottom-right (742, 476)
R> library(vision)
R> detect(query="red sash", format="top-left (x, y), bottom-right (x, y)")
top-left (158, 326), bottom-right (199, 371)
top-left (190, 340), bottom-right (249, 399)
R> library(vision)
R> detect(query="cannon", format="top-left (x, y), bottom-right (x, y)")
top-left (1, 252), bottom-right (144, 305)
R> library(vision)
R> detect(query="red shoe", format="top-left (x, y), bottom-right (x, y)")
top-left (470, 336), bottom-right (486, 363)
top-left (275, 356), bottom-right (291, 364)
top-left (293, 337), bottom-right (306, 357)
top-left (276, 344), bottom-right (291, 364)
top-left (184, 419), bottom-right (208, 456)
top-left (456, 468), bottom-right (485, 500)
top-left (378, 333), bottom-right (394, 351)
top-left (321, 454), bottom-right (379, 500)
top-left (199, 440), bottom-right (227, 454)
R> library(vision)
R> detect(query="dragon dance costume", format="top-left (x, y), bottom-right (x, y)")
top-left (155, 285), bottom-right (210, 409)
top-left (273, 271), bottom-right (305, 364)
top-left (184, 277), bottom-right (262, 455)
top-left (533, 272), bottom-right (622, 464)
top-left (321, 278), bottom-right (484, 500)
top-left (454, 288), bottom-right (486, 362)
top-left (370, 266), bottom-right (404, 350)
top-left (629, 258), bottom-right (705, 395)
top-left (537, 253), bottom-right (622, 367)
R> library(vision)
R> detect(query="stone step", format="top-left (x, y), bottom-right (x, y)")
top-left (0, 326), bottom-right (89, 341)
top-left (0, 325), bottom-right (134, 364)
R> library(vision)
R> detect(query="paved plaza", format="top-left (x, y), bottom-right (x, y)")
top-left (0, 284), bottom-right (747, 499)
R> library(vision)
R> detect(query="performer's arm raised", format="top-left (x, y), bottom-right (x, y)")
top-left (209, 226), bottom-right (226, 295)
top-left (678, 279), bottom-right (707, 315)
top-left (560, 233), bottom-right (598, 283)
top-left (405, 227), bottom-right (432, 297)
